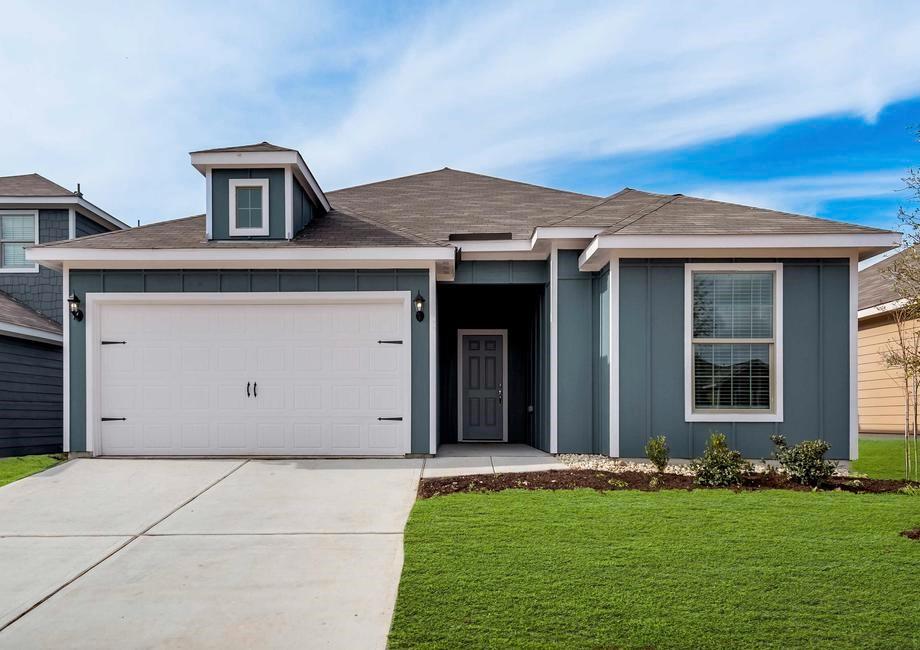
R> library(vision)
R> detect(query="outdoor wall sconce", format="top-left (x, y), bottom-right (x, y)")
top-left (414, 291), bottom-right (426, 322)
top-left (68, 293), bottom-right (84, 322)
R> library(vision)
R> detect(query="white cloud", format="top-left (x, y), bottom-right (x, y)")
top-left (1, 1), bottom-right (920, 224)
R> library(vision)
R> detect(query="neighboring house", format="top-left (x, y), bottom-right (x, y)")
top-left (857, 251), bottom-right (912, 434)
top-left (28, 143), bottom-right (900, 460)
top-left (0, 174), bottom-right (127, 456)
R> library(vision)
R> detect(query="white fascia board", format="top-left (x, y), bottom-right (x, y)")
top-left (453, 227), bottom-right (601, 257)
top-left (0, 196), bottom-right (128, 231)
top-left (190, 150), bottom-right (331, 212)
top-left (27, 246), bottom-right (455, 270)
top-left (858, 298), bottom-right (907, 320)
top-left (454, 240), bottom-right (534, 253)
top-left (0, 322), bottom-right (63, 345)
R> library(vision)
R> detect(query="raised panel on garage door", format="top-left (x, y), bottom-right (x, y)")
top-left (96, 297), bottom-right (410, 456)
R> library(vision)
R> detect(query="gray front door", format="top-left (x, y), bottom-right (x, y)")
top-left (461, 333), bottom-right (504, 441)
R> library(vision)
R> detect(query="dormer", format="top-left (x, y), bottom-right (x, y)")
top-left (190, 142), bottom-right (330, 241)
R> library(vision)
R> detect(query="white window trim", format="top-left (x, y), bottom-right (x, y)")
top-left (228, 178), bottom-right (270, 237)
top-left (684, 262), bottom-right (784, 423)
top-left (0, 209), bottom-right (39, 273)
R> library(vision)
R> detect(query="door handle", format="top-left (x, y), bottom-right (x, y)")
top-left (253, 382), bottom-right (258, 397)
top-left (246, 382), bottom-right (250, 397)
top-left (498, 383), bottom-right (503, 404)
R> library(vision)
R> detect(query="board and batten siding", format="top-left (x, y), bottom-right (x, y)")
top-left (857, 313), bottom-right (913, 434)
top-left (619, 258), bottom-right (851, 460)
top-left (210, 169), bottom-right (286, 240)
top-left (0, 336), bottom-right (63, 457)
top-left (67, 268), bottom-right (430, 454)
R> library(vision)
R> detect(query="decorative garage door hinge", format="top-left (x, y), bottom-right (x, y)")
top-left (101, 417), bottom-right (127, 421)
top-left (377, 340), bottom-right (403, 344)
top-left (101, 340), bottom-right (126, 345)
top-left (377, 417), bottom-right (403, 421)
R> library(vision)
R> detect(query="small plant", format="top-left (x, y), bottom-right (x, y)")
top-left (645, 435), bottom-right (670, 473)
top-left (607, 478), bottom-right (628, 488)
top-left (770, 435), bottom-right (837, 487)
top-left (844, 479), bottom-right (864, 490)
top-left (648, 475), bottom-right (660, 489)
top-left (898, 484), bottom-right (920, 497)
top-left (690, 432), bottom-right (753, 487)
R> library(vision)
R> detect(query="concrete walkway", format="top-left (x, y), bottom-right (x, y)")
top-left (422, 443), bottom-right (566, 478)
top-left (0, 458), bottom-right (422, 649)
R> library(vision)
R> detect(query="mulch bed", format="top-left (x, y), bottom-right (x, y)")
top-left (417, 469), bottom-right (918, 499)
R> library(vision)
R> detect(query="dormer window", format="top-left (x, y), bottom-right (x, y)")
top-left (228, 179), bottom-right (269, 236)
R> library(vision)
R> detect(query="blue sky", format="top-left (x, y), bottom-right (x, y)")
top-left (0, 0), bottom-right (918, 237)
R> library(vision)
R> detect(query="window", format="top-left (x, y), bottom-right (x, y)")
top-left (685, 263), bottom-right (783, 422)
top-left (228, 178), bottom-right (269, 236)
top-left (0, 211), bottom-right (37, 272)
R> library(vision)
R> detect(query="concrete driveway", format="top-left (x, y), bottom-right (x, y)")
top-left (0, 458), bottom-right (422, 649)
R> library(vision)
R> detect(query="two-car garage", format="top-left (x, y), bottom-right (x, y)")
top-left (87, 293), bottom-right (412, 456)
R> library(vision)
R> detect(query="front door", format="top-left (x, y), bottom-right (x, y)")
top-left (459, 331), bottom-right (505, 441)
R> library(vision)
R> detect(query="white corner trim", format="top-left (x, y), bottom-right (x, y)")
top-left (205, 168), bottom-right (213, 240)
top-left (83, 291), bottom-right (412, 457)
top-left (683, 262), bottom-right (784, 423)
top-left (456, 329), bottom-right (509, 443)
top-left (428, 262), bottom-right (438, 454)
top-left (284, 167), bottom-right (294, 240)
top-left (609, 257), bottom-right (619, 457)
top-left (68, 208), bottom-right (76, 240)
top-left (228, 178), bottom-right (270, 237)
top-left (849, 253), bottom-right (859, 460)
top-left (549, 247), bottom-right (559, 453)
top-left (62, 264), bottom-right (70, 452)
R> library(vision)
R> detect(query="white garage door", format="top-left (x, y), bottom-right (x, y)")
top-left (94, 295), bottom-right (411, 456)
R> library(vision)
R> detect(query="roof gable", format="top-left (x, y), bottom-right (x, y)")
top-left (0, 173), bottom-right (73, 197)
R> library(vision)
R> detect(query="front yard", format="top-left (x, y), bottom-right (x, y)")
top-left (0, 454), bottom-right (64, 488)
top-left (853, 436), bottom-right (913, 480)
top-left (389, 488), bottom-right (920, 649)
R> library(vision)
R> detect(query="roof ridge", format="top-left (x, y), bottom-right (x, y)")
top-left (548, 188), bottom-right (636, 226)
top-left (604, 194), bottom-right (681, 234)
top-left (329, 201), bottom-right (446, 247)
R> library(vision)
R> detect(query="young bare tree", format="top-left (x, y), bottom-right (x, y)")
top-left (881, 129), bottom-right (920, 481)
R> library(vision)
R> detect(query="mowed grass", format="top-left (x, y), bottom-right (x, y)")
top-left (389, 489), bottom-right (920, 650)
top-left (0, 454), bottom-right (64, 488)
top-left (853, 437), bottom-right (916, 480)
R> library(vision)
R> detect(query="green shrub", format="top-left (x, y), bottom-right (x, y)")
top-left (690, 432), bottom-right (752, 487)
top-left (770, 435), bottom-right (837, 487)
top-left (645, 435), bottom-right (670, 472)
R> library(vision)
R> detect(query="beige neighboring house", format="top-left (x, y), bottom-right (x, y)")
top-left (858, 250), bottom-right (913, 434)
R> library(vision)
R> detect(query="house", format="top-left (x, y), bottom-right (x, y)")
top-left (857, 251), bottom-right (911, 434)
top-left (0, 174), bottom-right (127, 457)
top-left (27, 143), bottom-right (900, 460)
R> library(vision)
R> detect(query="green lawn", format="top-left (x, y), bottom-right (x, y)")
top-left (0, 454), bottom-right (64, 488)
top-left (853, 437), bottom-right (914, 480)
top-left (390, 489), bottom-right (920, 649)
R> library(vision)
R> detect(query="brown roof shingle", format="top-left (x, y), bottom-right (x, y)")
top-left (0, 291), bottom-right (61, 336)
top-left (0, 173), bottom-right (73, 197)
top-left (190, 142), bottom-right (296, 154)
top-left (859, 251), bottom-right (903, 310)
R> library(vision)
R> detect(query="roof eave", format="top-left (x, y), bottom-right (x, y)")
top-left (0, 195), bottom-right (129, 231)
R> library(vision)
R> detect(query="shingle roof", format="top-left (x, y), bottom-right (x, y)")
top-left (328, 168), bottom-right (602, 242)
top-left (190, 142), bottom-right (296, 154)
top-left (0, 291), bottom-right (61, 336)
top-left (0, 173), bottom-right (73, 197)
top-left (562, 188), bottom-right (890, 236)
top-left (33, 167), bottom-right (894, 252)
top-left (859, 250), bottom-right (903, 310)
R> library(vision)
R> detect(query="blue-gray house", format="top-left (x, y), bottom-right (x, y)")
top-left (28, 143), bottom-right (900, 460)
top-left (0, 174), bottom-right (127, 456)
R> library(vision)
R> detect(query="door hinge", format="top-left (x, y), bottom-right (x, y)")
top-left (377, 417), bottom-right (403, 421)
top-left (101, 417), bottom-right (127, 422)
top-left (101, 340), bottom-right (126, 345)
top-left (377, 340), bottom-right (403, 345)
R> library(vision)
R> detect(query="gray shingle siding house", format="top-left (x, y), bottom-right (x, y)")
top-left (0, 174), bottom-right (127, 456)
top-left (29, 143), bottom-right (900, 460)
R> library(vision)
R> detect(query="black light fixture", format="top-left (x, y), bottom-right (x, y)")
top-left (68, 293), bottom-right (84, 322)
top-left (414, 291), bottom-right (426, 322)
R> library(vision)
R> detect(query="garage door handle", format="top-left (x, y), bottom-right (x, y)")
top-left (377, 340), bottom-right (403, 344)
top-left (101, 417), bottom-right (126, 422)
top-left (246, 382), bottom-right (250, 397)
top-left (377, 417), bottom-right (403, 421)
top-left (101, 340), bottom-right (126, 345)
